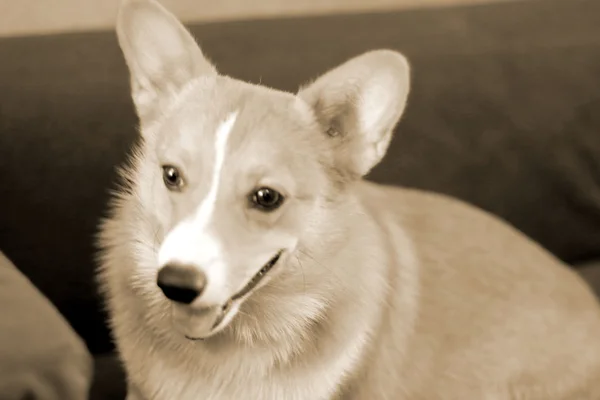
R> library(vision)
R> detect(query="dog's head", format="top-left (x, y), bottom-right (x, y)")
top-left (116, 0), bottom-right (410, 341)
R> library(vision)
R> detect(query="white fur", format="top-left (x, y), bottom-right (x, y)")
top-left (157, 111), bottom-right (238, 307)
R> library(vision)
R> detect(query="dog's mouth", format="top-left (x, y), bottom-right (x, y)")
top-left (185, 250), bottom-right (283, 341)
top-left (232, 250), bottom-right (283, 302)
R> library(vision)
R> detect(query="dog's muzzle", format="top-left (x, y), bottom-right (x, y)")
top-left (176, 250), bottom-right (283, 341)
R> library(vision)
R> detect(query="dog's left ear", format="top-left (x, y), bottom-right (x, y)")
top-left (298, 50), bottom-right (410, 179)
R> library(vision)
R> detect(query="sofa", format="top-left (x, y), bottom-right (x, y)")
top-left (0, 0), bottom-right (599, 398)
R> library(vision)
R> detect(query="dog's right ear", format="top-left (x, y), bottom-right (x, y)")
top-left (116, 0), bottom-right (217, 121)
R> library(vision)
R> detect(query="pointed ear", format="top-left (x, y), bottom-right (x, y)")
top-left (298, 50), bottom-right (410, 179)
top-left (116, 0), bottom-right (217, 121)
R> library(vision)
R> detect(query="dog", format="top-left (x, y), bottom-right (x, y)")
top-left (96, 0), bottom-right (600, 398)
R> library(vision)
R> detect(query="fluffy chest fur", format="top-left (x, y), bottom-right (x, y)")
top-left (118, 328), bottom-right (355, 400)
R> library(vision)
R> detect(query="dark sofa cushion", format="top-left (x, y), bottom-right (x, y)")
top-left (89, 354), bottom-right (126, 400)
top-left (0, 0), bottom-right (599, 355)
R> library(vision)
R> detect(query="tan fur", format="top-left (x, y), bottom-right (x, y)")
top-left (97, 1), bottom-right (600, 399)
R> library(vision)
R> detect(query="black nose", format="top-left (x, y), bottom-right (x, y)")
top-left (156, 263), bottom-right (207, 305)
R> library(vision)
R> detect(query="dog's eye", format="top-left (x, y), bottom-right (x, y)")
top-left (251, 187), bottom-right (284, 211)
top-left (162, 165), bottom-right (185, 191)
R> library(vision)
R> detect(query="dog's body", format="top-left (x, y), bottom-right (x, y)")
top-left (97, 1), bottom-right (600, 399)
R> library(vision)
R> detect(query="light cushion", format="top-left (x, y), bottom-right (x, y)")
top-left (0, 251), bottom-right (93, 400)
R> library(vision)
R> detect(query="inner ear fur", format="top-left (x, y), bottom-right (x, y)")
top-left (298, 49), bottom-right (410, 180)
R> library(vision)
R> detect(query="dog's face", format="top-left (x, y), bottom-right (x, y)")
top-left (116, 0), bottom-right (410, 340)
top-left (134, 78), bottom-right (333, 340)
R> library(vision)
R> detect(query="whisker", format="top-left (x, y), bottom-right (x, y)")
top-left (297, 247), bottom-right (338, 277)
top-left (153, 225), bottom-right (161, 252)
top-left (294, 254), bottom-right (307, 294)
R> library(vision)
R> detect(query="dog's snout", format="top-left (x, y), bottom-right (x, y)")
top-left (156, 263), bottom-right (207, 305)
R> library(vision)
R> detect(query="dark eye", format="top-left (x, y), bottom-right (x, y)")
top-left (162, 165), bottom-right (185, 190)
top-left (251, 187), bottom-right (284, 211)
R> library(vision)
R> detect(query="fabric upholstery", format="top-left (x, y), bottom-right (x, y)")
top-left (0, 251), bottom-right (93, 400)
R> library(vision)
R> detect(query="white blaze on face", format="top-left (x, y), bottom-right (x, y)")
top-left (157, 111), bottom-right (238, 306)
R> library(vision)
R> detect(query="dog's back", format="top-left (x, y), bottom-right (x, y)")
top-left (346, 181), bottom-right (600, 399)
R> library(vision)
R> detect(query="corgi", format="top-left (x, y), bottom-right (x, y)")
top-left (97, 0), bottom-right (600, 399)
